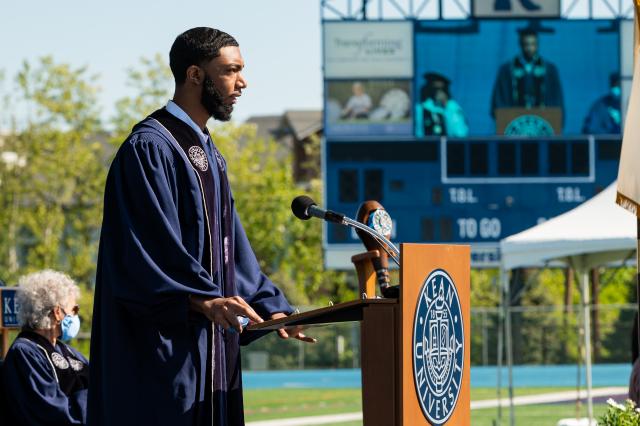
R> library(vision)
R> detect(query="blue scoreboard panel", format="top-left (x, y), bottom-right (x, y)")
top-left (324, 136), bottom-right (621, 267)
top-left (322, 18), bottom-right (632, 268)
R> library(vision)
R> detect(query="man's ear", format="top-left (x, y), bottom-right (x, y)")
top-left (185, 65), bottom-right (203, 85)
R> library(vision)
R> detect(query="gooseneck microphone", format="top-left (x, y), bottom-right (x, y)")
top-left (291, 195), bottom-right (345, 224)
top-left (291, 196), bottom-right (400, 266)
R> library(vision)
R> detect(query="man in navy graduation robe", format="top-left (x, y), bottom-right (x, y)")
top-left (88, 27), bottom-right (314, 426)
top-left (490, 28), bottom-right (564, 120)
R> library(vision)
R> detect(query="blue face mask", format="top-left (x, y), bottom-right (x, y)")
top-left (60, 315), bottom-right (80, 341)
top-left (611, 86), bottom-right (621, 98)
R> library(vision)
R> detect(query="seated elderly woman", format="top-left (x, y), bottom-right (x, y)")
top-left (2, 270), bottom-right (88, 425)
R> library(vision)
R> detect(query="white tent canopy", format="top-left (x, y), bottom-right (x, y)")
top-left (501, 183), bottom-right (637, 270)
top-left (498, 182), bottom-right (637, 425)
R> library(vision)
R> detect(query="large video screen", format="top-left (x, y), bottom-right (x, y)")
top-left (325, 79), bottom-right (413, 137)
top-left (414, 20), bottom-right (621, 137)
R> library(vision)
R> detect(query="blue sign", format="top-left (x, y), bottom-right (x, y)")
top-left (1, 289), bottom-right (19, 328)
top-left (413, 269), bottom-right (464, 425)
top-left (323, 135), bottom-right (621, 268)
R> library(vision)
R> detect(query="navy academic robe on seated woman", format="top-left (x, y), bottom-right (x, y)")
top-left (3, 331), bottom-right (89, 425)
top-left (88, 109), bottom-right (293, 426)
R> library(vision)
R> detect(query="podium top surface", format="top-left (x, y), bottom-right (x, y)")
top-left (247, 298), bottom-right (397, 331)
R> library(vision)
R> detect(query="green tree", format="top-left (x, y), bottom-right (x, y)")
top-left (0, 58), bottom-right (106, 335)
top-left (518, 268), bottom-right (570, 364)
top-left (471, 269), bottom-right (500, 307)
top-left (111, 54), bottom-right (173, 144)
top-left (597, 266), bottom-right (636, 362)
top-left (212, 123), bottom-right (352, 305)
top-left (469, 269), bottom-right (501, 365)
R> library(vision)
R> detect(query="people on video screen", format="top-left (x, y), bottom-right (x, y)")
top-left (582, 73), bottom-right (621, 135)
top-left (341, 82), bottom-right (373, 119)
top-left (490, 28), bottom-right (564, 117)
top-left (416, 72), bottom-right (468, 137)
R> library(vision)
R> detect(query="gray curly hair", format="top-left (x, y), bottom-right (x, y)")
top-left (17, 270), bottom-right (80, 330)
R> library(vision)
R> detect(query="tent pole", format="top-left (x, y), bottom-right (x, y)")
top-left (582, 268), bottom-right (594, 423)
top-left (503, 268), bottom-right (515, 426)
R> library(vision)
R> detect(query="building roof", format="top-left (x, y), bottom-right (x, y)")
top-left (245, 110), bottom-right (322, 143)
top-left (244, 115), bottom-right (282, 142)
top-left (282, 110), bottom-right (323, 141)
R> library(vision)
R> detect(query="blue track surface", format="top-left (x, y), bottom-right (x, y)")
top-left (242, 364), bottom-right (632, 389)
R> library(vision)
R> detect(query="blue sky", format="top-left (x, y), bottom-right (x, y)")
top-left (1, 0), bottom-right (627, 128)
top-left (1, 0), bottom-right (322, 124)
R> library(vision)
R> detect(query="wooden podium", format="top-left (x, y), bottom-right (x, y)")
top-left (496, 107), bottom-right (563, 135)
top-left (248, 243), bottom-right (470, 425)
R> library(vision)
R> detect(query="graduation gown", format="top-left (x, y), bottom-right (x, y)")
top-left (2, 331), bottom-right (89, 425)
top-left (415, 98), bottom-right (469, 138)
top-left (88, 108), bottom-right (293, 426)
top-left (491, 56), bottom-right (564, 117)
top-left (582, 93), bottom-right (621, 135)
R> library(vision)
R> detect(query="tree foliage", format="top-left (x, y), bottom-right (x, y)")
top-left (211, 124), bottom-right (352, 305)
top-left (0, 57), bottom-right (106, 288)
top-left (110, 53), bottom-right (173, 144)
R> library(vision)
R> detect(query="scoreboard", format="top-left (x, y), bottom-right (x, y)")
top-left (321, 13), bottom-right (633, 268)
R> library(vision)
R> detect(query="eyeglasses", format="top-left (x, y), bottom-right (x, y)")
top-left (60, 305), bottom-right (80, 316)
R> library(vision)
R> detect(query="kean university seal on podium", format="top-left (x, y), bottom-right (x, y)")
top-left (413, 269), bottom-right (464, 425)
top-left (504, 114), bottom-right (554, 137)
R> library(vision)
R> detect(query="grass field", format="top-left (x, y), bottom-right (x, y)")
top-left (244, 389), bottom-right (362, 421)
top-left (244, 387), bottom-right (612, 424)
top-left (472, 403), bottom-right (608, 425)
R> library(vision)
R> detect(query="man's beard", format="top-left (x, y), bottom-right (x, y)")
top-left (201, 75), bottom-right (234, 122)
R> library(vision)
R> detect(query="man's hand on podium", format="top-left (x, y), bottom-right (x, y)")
top-left (189, 295), bottom-right (263, 333)
top-left (271, 312), bottom-right (317, 343)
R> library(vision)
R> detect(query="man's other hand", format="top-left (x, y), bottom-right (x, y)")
top-left (271, 312), bottom-right (317, 343)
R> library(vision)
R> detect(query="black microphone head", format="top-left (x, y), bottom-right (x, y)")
top-left (291, 195), bottom-right (316, 220)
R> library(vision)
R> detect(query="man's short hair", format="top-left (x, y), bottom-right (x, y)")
top-left (169, 27), bottom-right (239, 84)
top-left (518, 28), bottom-right (538, 41)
